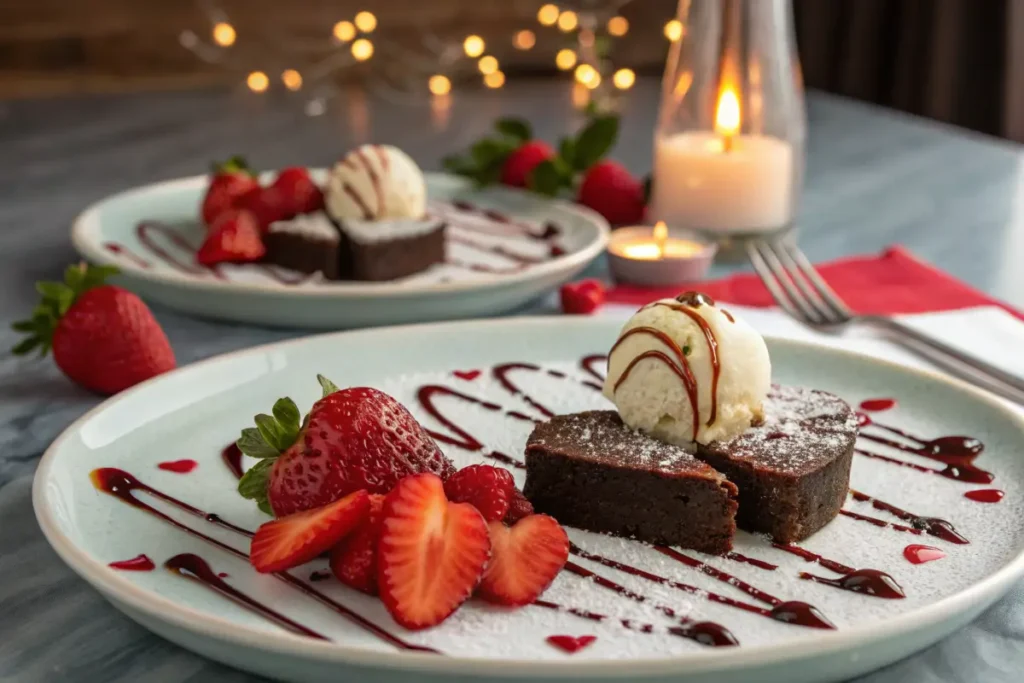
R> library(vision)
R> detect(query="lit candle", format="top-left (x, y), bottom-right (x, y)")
top-left (650, 84), bottom-right (794, 234)
top-left (607, 222), bottom-right (716, 286)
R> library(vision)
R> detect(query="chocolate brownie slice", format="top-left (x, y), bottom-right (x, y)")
top-left (524, 411), bottom-right (738, 553)
top-left (696, 385), bottom-right (858, 543)
top-left (263, 213), bottom-right (340, 279)
top-left (337, 217), bottom-right (446, 281)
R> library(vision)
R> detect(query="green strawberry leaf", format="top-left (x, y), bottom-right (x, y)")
top-left (237, 458), bottom-right (275, 514)
top-left (470, 138), bottom-right (508, 167)
top-left (11, 337), bottom-right (40, 356)
top-left (558, 137), bottom-right (576, 167)
top-left (495, 118), bottom-right (532, 143)
top-left (573, 115), bottom-right (619, 170)
top-left (237, 427), bottom-right (281, 459)
top-left (272, 397), bottom-right (301, 434)
top-left (11, 320), bottom-right (36, 333)
top-left (35, 281), bottom-right (72, 301)
top-left (255, 413), bottom-right (295, 452)
top-left (442, 154), bottom-right (478, 177)
top-left (317, 374), bottom-right (340, 397)
top-left (528, 159), bottom-right (564, 197)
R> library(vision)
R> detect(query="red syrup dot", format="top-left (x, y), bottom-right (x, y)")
top-left (453, 369), bottom-right (481, 381)
top-left (108, 554), bottom-right (155, 571)
top-left (546, 635), bottom-right (597, 654)
top-left (157, 459), bottom-right (198, 473)
top-left (218, 572), bottom-right (229, 578)
top-left (965, 489), bottom-right (1004, 503)
top-left (859, 398), bottom-right (896, 412)
top-left (904, 545), bottom-right (946, 565)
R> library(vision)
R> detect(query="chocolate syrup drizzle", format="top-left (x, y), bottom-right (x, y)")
top-left (89, 467), bottom-right (437, 653)
top-left (771, 544), bottom-right (905, 599)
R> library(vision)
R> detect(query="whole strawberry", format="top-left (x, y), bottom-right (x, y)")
top-left (501, 141), bottom-right (554, 188)
top-left (577, 160), bottom-right (646, 225)
top-left (11, 264), bottom-right (175, 395)
top-left (236, 376), bottom-right (455, 517)
top-left (201, 156), bottom-right (259, 226)
top-left (272, 167), bottom-right (325, 215)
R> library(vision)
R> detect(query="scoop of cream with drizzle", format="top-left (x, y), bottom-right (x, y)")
top-left (603, 292), bottom-right (771, 447)
top-left (325, 144), bottom-right (427, 221)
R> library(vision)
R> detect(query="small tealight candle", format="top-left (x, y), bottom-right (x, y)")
top-left (607, 221), bottom-right (716, 286)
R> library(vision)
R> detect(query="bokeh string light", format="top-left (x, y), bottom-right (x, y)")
top-left (179, 3), bottom-right (679, 116)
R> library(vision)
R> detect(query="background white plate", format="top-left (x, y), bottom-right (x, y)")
top-left (71, 173), bottom-right (609, 329)
top-left (33, 318), bottom-right (1024, 683)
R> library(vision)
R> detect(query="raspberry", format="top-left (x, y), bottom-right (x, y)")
top-left (504, 488), bottom-right (535, 524)
top-left (443, 464), bottom-right (515, 522)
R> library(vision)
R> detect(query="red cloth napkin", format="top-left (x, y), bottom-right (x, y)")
top-left (606, 246), bottom-right (1024, 322)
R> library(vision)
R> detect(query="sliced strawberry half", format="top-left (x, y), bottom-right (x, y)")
top-left (478, 514), bottom-right (569, 606)
top-left (249, 489), bottom-right (370, 573)
top-left (377, 473), bottom-right (491, 630)
top-left (329, 493), bottom-right (385, 595)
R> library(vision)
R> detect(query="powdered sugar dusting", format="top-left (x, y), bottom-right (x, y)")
top-left (708, 385), bottom-right (859, 475)
top-left (268, 212), bottom-right (338, 241)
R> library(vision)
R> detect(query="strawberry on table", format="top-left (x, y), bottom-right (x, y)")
top-left (560, 278), bottom-right (605, 315)
top-left (11, 263), bottom-right (175, 395)
top-left (249, 489), bottom-right (370, 573)
top-left (577, 160), bottom-right (646, 226)
top-left (196, 209), bottom-right (266, 266)
top-left (329, 493), bottom-right (386, 595)
top-left (201, 155), bottom-right (259, 226)
top-left (272, 167), bottom-right (325, 215)
top-left (443, 464), bottom-right (516, 522)
top-left (235, 376), bottom-right (455, 517)
top-left (501, 141), bottom-right (554, 188)
top-left (504, 488), bottom-right (535, 525)
top-left (378, 473), bottom-right (491, 630)
top-left (478, 514), bottom-right (569, 606)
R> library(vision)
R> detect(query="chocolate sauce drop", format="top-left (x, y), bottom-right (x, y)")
top-left (772, 544), bottom-right (905, 599)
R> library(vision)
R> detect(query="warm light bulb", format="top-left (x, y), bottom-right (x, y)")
top-left (585, 72), bottom-right (602, 90)
top-left (463, 35), bottom-right (485, 57)
top-left (612, 68), bottom-right (635, 90)
top-left (246, 71), bottom-right (269, 93)
top-left (429, 74), bottom-right (452, 96)
top-left (212, 22), bottom-right (236, 47)
top-left (513, 29), bottom-right (536, 50)
top-left (555, 48), bottom-right (577, 70)
top-left (574, 63), bottom-right (597, 85)
top-left (354, 11), bottom-right (377, 33)
top-left (333, 20), bottom-right (356, 42)
top-left (664, 19), bottom-right (683, 41)
top-left (281, 69), bottom-right (303, 91)
top-left (484, 70), bottom-right (506, 89)
top-left (715, 86), bottom-right (741, 138)
top-left (351, 38), bottom-right (374, 61)
top-left (477, 55), bottom-right (499, 75)
top-left (557, 10), bottom-right (578, 32)
top-left (607, 16), bottom-right (629, 37)
top-left (537, 4), bottom-right (559, 26)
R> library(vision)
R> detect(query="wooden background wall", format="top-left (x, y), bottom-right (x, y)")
top-left (0, 0), bottom-right (678, 98)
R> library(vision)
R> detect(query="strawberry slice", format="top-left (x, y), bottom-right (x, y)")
top-left (197, 209), bottom-right (266, 266)
top-left (249, 489), bottom-right (370, 573)
top-left (329, 493), bottom-right (385, 595)
top-left (478, 514), bottom-right (569, 606)
top-left (378, 474), bottom-right (491, 630)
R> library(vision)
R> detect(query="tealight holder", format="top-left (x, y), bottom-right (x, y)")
top-left (607, 221), bottom-right (717, 287)
top-left (650, 0), bottom-right (806, 246)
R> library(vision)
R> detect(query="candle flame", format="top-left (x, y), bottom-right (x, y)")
top-left (654, 221), bottom-right (668, 257)
top-left (715, 86), bottom-right (741, 140)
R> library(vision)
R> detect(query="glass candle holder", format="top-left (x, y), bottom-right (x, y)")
top-left (650, 0), bottom-right (805, 238)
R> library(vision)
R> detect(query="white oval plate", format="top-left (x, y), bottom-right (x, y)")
top-left (71, 173), bottom-right (609, 329)
top-left (34, 318), bottom-right (1024, 683)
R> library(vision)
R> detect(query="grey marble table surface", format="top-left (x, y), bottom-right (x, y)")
top-left (1, 78), bottom-right (1022, 682)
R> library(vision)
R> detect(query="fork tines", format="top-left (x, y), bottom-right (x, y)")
top-left (746, 238), bottom-right (853, 327)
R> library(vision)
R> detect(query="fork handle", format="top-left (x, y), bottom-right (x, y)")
top-left (864, 316), bottom-right (1024, 405)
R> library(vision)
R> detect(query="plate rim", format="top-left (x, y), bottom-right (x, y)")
top-left (32, 316), bottom-right (1024, 677)
top-left (70, 172), bottom-right (611, 299)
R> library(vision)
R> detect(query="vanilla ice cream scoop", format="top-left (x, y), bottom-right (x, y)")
top-left (326, 144), bottom-right (426, 221)
top-left (603, 292), bottom-right (771, 446)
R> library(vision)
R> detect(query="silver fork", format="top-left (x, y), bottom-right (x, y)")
top-left (746, 237), bottom-right (1024, 406)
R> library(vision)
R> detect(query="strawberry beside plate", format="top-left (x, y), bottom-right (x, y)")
top-left (71, 172), bottom-right (610, 329)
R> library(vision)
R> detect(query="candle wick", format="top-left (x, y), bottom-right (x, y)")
top-left (722, 134), bottom-right (734, 153)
